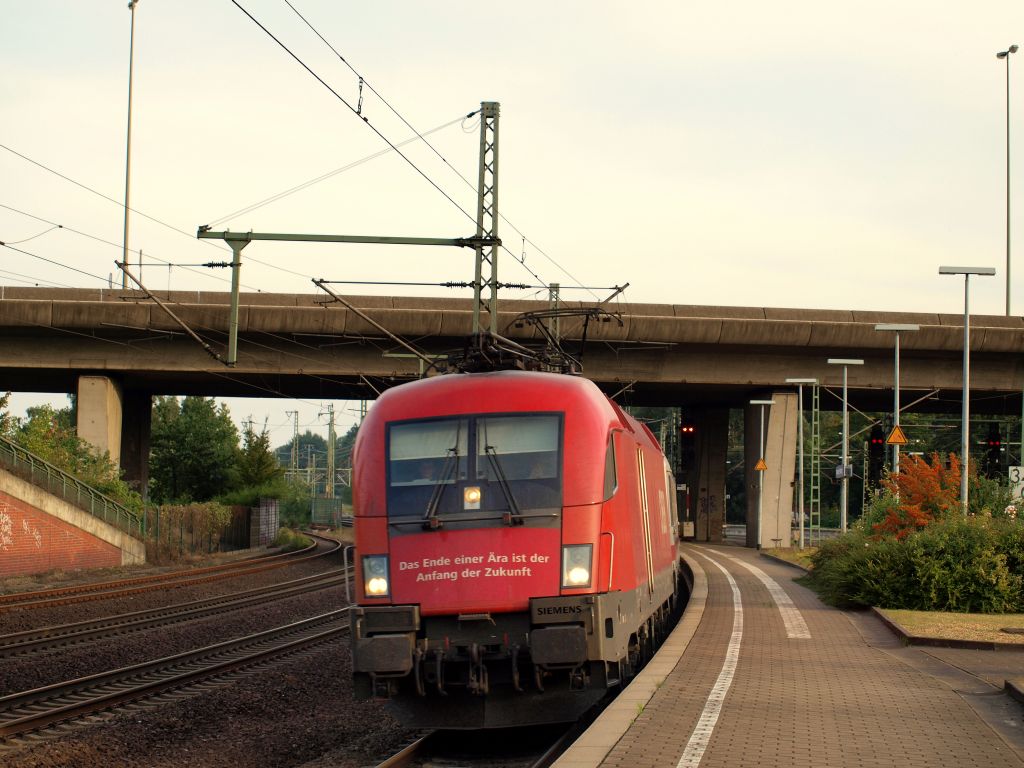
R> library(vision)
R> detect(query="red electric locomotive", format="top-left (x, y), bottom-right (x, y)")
top-left (350, 369), bottom-right (680, 728)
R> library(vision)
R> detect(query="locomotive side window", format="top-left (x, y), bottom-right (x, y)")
top-left (603, 434), bottom-right (617, 501)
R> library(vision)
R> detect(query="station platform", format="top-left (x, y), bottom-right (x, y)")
top-left (554, 543), bottom-right (1024, 768)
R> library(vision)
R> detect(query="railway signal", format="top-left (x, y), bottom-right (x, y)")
top-left (985, 424), bottom-right (1003, 478)
top-left (679, 423), bottom-right (696, 472)
top-left (867, 426), bottom-right (885, 488)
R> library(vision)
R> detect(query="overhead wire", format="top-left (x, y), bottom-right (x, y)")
top-left (1, 243), bottom-right (110, 284)
top-left (1, 203), bottom-right (243, 288)
top-left (280, 2), bottom-right (596, 300)
top-left (228, 0), bottom-right (478, 230)
top-left (0, 148), bottom-right (319, 288)
top-left (3, 224), bottom-right (61, 245)
top-left (0, 268), bottom-right (74, 288)
top-left (0, 142), bottom-right (233, 255)
top-left (206, 113), bottom-right (470, 227)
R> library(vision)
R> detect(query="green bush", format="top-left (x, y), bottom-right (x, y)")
top-left (997, 519), bottom-right (1024, 577)
top-left (808, 531), bottom-right (873, 609)
top-left (809, 517), bottom-right (1024, 613)
top-left (271, 527), bottom-right (310, 552)
top-left (909, 519), bottom-right (1020, 612)
top-left (218, 477), bottom-right (312, 527)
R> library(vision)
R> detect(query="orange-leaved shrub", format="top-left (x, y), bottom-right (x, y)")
top-left (872, 453), bottom-right (962, 539)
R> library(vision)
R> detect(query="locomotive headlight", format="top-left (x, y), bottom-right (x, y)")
top-left (561, 544), bottom-right (593, 589)
top-left (464, 486), bottom-right (482, 509)
top-left (362, 555), bottom-right (390, 597)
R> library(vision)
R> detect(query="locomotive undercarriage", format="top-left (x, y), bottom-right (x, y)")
top-left (351, 563), bottom-right (683, 728)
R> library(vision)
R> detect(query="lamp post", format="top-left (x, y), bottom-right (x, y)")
top-left (939, 266), bottom-right (996, 514)
top-left (873, 324), bottom-right (919, 477)
top-left (997, 45), bottom-right (1018, 315)
top-left (827, 359), bottom-right (864, 532)
top-left (785, 378), bottom-right (817, 548)
top-left (997, 46), bottom-right (1024, 467)
top-left (750, 399), bottom-right (774, 550)
top-left (122, 0), bottom-right (139, 289)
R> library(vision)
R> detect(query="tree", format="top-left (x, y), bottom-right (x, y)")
top-left (237, 419), bottom-right (283, 488)
top-left (0, 392), bottom-right (14, 437)
top-left (335, 423), bottom-right (359, 504)
top-left (6, 399), bottom-right (140, 510)
top-left (149, 396), bottom-right (241, 503)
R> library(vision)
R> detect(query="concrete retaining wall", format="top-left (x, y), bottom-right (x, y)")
top-left (0, 468), bottom-right (145, 578)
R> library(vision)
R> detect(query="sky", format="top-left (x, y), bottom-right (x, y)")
top-left (2, 1), bottom-right (1023, 448)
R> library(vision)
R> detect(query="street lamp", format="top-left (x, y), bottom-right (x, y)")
top-left (785, 378), bottom-right (817, 548)
top-left (997, 45), bottom-right (1018, 315)
top-left (827, 359), bottom-right (864, 532)
top-left (750, 399), bottom-right (774, 550)
top-left (873, 324), bottom-right (919, 477)
top-left (939, 266), bottom-right (996, 514)
top-left (122, 0), bottom-right (140, 289)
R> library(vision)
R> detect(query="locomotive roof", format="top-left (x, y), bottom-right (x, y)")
top-left (368, 371), bottom-right (662, 451)
top-left (375, 370), bottom-right (605, 411)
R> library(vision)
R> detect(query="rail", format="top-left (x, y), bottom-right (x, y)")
top-left (0, 434), bottom-right (143, 538)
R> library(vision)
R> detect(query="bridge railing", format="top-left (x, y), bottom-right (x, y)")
top-left (0, 434), bottom-right (143, 538)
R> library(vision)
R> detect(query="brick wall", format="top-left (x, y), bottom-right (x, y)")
top-left (0, 490), bottom-right (122, 577)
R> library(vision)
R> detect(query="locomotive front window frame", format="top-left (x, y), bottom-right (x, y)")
top-left (385, 411), bottom-right (564, 527)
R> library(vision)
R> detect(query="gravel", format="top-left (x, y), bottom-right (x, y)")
top-left (0, 547), bottom-right (416, 767)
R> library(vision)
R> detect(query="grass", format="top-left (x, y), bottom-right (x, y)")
top-left (764, 546), bottom-right (815, 570)
top-left (879, 609), bottom-right (1024, 645)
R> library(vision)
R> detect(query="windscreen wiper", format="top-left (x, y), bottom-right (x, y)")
top-left (423, 447), bottom-right (460, 530)
top-left (484, 445), bottom-right (524, 526)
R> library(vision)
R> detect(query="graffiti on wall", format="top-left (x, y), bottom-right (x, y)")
top-left (0, 507), bottom-right (44, 551)
top-left (0, 510), bottom-right (12, 551)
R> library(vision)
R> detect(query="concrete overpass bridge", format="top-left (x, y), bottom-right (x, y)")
top-left (2, 286), bottom-right (1022, 546)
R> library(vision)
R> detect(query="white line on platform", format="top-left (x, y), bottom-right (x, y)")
top-left (676, 553), bottom-right (742, 768)
top-left (713, 551), bottom-right (811, 640)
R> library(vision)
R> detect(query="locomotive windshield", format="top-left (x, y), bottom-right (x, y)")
top-left (386, 412), bottom-right (562, 530)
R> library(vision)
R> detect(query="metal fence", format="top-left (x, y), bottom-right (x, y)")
top-left (310, 497), bottom-right (350, 528)
top-left (0, 434), bottom-right (143, 538)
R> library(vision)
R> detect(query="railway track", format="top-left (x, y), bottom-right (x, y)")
top-left (0, 566), bottom-right (351, 658)
top-left (0, 534), bottom-right (342, 612)
top-left (375, 724), bottom-right (577, 768)
top-left (0, 609), bottom-right (349, 744)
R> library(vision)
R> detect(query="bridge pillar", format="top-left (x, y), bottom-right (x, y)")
top-left (676, 407), bottom-right (728, 542)
top-left (745, 392), bottom-right (798, 549)
top-left (77, 376), bottom-right (123, 465)
top-left (76, 377), bottom-right (151, 493)
top-left (119, 389), bottom-right (152, 494)
top-left (692, 408), bottom-right (728, 542)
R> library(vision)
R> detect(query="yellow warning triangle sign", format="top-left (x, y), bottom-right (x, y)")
top-left (754, 458), bottom-right (768, 471)
top-left (886, 425), bottom-right (909, 445)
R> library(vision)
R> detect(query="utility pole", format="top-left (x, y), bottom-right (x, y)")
top-left (122, 0), bottom-right (139, 289)
top-left (472, 101), bottom-right (500, 334)
top-left (548, 283), bottom-right (561, 345)
top-left (286, 411), bottom-right (299, 476)
top-left (321, 404), bottom-right (336, 499)
top-left (308, 446), bottom-right (315, 491)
